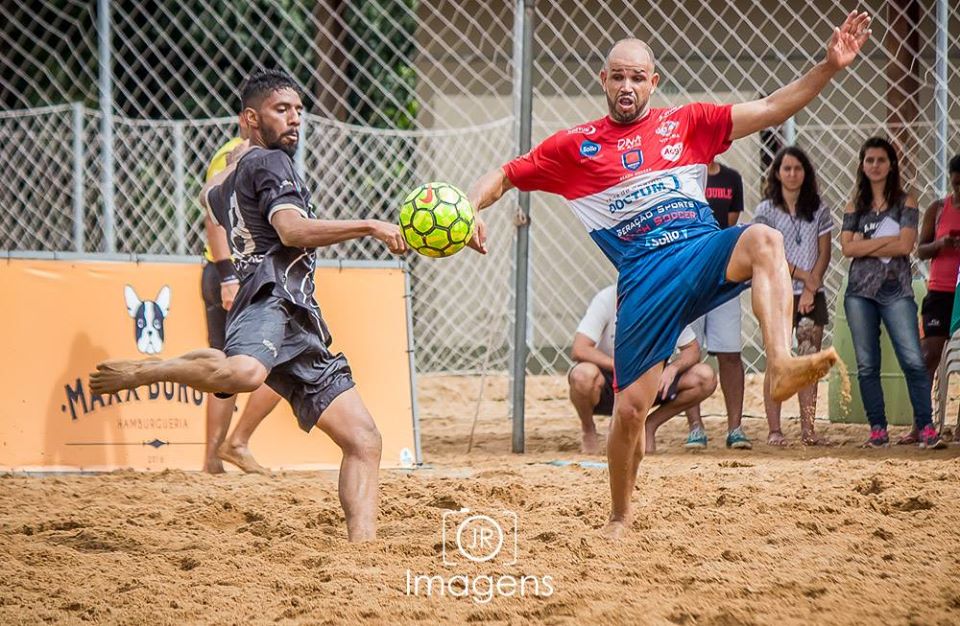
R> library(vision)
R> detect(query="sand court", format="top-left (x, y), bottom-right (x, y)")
top-left (2, 374), bottom-right (959, 624)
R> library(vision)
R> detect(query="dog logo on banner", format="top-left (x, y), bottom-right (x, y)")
top-left (124, 285), bottom-right (171, 354)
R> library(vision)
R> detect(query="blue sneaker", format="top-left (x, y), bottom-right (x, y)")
top-left (726, 427), bottom-right (753, 450)
top-left (684, 426), bottom-right (708, 450)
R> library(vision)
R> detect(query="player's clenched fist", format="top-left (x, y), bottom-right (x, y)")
top-left (371, 220), bottom-right (408, 254)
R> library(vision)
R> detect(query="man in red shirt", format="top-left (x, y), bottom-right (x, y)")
top-left (465, 13), bottom-right (871, 540)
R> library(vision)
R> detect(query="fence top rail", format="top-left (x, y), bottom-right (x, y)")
top-left (1, 251), bottom-right (408, 270)
top-left (0, 104), bottom-right (514, 138)
top-left (0, 103), bottom-right (77, 119)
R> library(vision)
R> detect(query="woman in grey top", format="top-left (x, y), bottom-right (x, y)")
top-left (840, 137), bottom-right (944, 449)
top-left (753, 147), bottom-right (832, 446)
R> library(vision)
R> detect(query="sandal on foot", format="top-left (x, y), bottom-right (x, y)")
top-left (895, 428), bottom-right (919, 445)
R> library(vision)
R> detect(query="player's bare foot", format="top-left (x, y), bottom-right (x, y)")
top-left (581, 431), bottom-right (601, 455)
top-left (89, 359), bottom-right (151, 394)
top-left (203, 459), bottom-right (226, 474)
top-left (767, 430), bottom-right (789, 447)
top-left (768, 347), bottom-right (838, 402)
top-left (601, 514), bottom-right (632, 542)
top-left (801, 431), bottom-right (832, 446)
top-left (217, 441), bottom-right (270, 475)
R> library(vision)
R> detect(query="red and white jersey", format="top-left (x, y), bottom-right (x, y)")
top-left (503, 103), bottom-right (734, 269)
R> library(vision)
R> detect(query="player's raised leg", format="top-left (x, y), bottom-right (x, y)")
top-left (313, 387), bottom-right (382, 542)
top-left (603, 365), bottom-right (661, 541)
top-left (725, 225), bottom-right (838, 401)
top-left (89, 349), bottom-right (267, 396)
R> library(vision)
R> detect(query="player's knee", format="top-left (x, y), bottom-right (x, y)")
top-left (344, 423), bottom-right (382, 461)
top-left (748, 224), bottom-right (784, 259)
top-left (223, 357), bottom-right (267, 392)
top-left (613, 400), bottom-right (646, 430)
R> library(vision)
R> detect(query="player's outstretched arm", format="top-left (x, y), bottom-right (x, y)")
top-left (465, 167), bottom-right (516, 254)
top-left (271, 209), bottom-right (407, 254)
top-left (729, 10), bottom-right (871, 141)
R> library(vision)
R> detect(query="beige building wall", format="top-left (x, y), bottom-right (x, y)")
top-left (412, 0), bottom-right (960, 369)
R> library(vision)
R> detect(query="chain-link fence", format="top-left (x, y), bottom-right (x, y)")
top-left (2, 0), bottom-right (958, 378)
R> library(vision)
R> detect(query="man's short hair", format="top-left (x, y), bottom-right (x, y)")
top-left (950, 153), bottom-right (960, 175)
top-left (239, 68), bottom-right (304, 110)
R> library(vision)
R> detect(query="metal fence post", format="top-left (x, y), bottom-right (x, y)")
top-left (173, 121), bottom-right (187, 255)
top-left (71, 103), bottom-right (85, 252)
top-left (783, 117), bottom-right (796, 147)
top-left (510, 0), bottom-right (535, 454)
top-left (295, 115), bottom-right (307, 180)
top-left (934, 0), bottom-right (948, 196)
top-left (97, 0), bottom-right (115, 252)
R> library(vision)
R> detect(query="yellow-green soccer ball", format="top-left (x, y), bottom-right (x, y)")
top-left (399, 182), bottom-right (475, 258)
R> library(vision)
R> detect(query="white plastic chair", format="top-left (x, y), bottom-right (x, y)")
top-left (933, 328), bottom-right (960, 434)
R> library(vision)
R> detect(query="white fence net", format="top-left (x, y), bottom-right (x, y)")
top-left (1, 0), bottom-right (958, 377)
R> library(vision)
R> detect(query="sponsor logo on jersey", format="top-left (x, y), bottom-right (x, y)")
top-left (608, 175), bottom-right (682, 213)
top-left (616, 134), bottom-right (643, 152)
top-left (657, 107), bottom-right (681, 120)
top-left (655, 120), bottom-right (679, 139)
top-left (579, 140), bottom-right (601, 158)
top-left (567, 125), bottom-right (597, 135)
top-left (661, 143), bottom-right (683, 162)
top-left (621, 149), bottom-right (644, 171)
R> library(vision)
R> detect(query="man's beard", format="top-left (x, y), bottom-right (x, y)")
top-left (264, 128), bottom-right (298, 157)
top-left (606, 94), bottom-right (643, 124)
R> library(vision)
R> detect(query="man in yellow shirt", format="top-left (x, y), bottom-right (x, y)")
top-left (201, 135), bottom-right (280, 474)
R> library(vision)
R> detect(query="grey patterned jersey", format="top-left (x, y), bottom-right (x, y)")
top-left (841, 201), bottom-right (919, 303)
top-left (752, 199), bottom-right (833, 295)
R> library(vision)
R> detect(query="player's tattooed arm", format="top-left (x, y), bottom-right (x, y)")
top-left (729, 10), bottom-right (871, 141)
top-left (270, 209), bottom-right (407, 254)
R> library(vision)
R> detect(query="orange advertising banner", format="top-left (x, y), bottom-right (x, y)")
top-left (0, 258), bottom-right (418, 472)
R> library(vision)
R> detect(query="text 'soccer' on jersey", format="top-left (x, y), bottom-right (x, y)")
top-left (502, 102), bottom-right (734, 269)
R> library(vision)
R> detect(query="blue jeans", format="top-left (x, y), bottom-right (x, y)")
top-left (843, 295), bottom-right (932, 430)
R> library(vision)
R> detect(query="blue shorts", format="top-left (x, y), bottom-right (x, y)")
top-left (614, 225), bottom-right (751, 391)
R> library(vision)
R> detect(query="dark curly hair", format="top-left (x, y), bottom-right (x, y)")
top-left (239, 68), bottom-right (304, 110)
